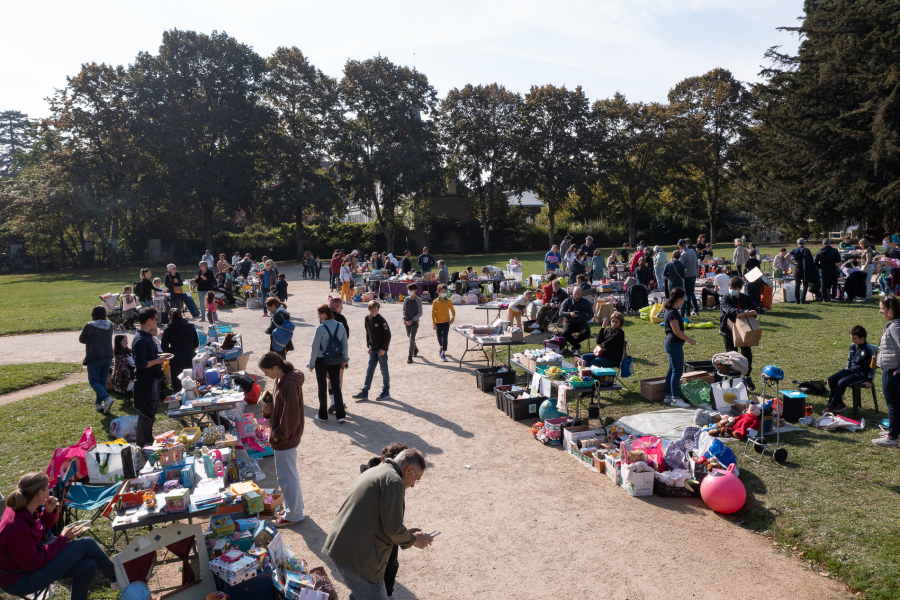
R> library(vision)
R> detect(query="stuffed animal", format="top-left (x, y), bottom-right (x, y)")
top-left (182, 377), bottom-right (197, 401)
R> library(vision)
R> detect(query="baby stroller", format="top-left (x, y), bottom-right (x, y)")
top-left (624, 284), bottom-right (649, 315)
top-left (100, 293), bottom-right (126, 331)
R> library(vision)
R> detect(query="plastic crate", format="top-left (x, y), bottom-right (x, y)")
top-left (566, 377), bottom-right (595, 389)
top-left (507, 395), bottom-right (547, 421)
top-left (475, 367), bottom-right (516, 393)
top-left (537, 365), bottom-right (576, 380)
top-left (494, 385), bottom-right (513, 411)
top-left (500, 389), bottom-right (525, 415)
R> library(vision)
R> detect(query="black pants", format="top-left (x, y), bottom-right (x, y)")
top-left (315, 357), bottom-right (345, 420)
top-left (385, 543), bottom-right (400, 596)
top-left (701, 288), bottom-right (719, 309)
top-left (134, 376), bottom-right (160, 449)
top-left (828, 369), bottom-right (868, 404)
top-left (435, 322), bottom-right (450, 352)
top-left (723, 332), bottom-right (753, 376)
top-left (535, 305), bottom-right (556, 331)
top-left (169, 361), bottom-right (192, 394)
top-left (562, 322), bottom-right (591, 350)
top-left (795, 277), bottom-right (811, 304)
top-left (822, 274), bottom-right (838, 302)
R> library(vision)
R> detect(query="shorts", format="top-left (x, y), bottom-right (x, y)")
top-left (508, 307), bottom-right (523, 316)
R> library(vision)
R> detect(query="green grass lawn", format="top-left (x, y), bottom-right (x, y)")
top-left (0, 362), bottom-right (83, 395)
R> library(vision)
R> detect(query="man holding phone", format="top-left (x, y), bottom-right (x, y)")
top-left (323, 448), bottom-right (434, 599)
top-left (132, 308), bottom-right (173, 448)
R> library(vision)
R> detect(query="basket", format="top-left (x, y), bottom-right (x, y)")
top-left (680, 379), bottom-right (712, 406)
top-left (566, 377), bottom-right (595, 389)
top-left (537, 365), bottom-right (575, 380)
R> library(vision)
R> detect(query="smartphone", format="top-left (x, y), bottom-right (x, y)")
top-left (68, 520), bottom-right (91, 529)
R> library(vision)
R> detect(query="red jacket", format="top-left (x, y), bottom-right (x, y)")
top-left (0, 506), bottom-right (68, 587)
top-left (330, 258), bottom-right (342, 274)
top-left (630, 250), bottom-right (644, 273)
top-left (542, 281), bottom-right (554, 302)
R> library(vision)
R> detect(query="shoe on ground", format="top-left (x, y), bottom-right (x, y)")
top-left (744, 377), bottom-right (756, 391)
top-left (337, 418), bottom-right (346, 423)
top-left (872, 436), bottom-right (898, 447)
top-left (671, 398), bottom-right (691, 408)
top-left (662, 396), bottom-right (673, 405)
top-left (126, 381), bottom-right (134, 392)
top-left (94, 402), bottom-right (104, 412)
top-left (441, 353), bottom-right (448, 362)
top-left (407, 357), bottom-right (413, 364)
top-left (101, 397), bottom-right (115, 414)
top-left (831, 402), bottom-right (847, 413)
top-left (376, 392), bottom-right (391, 400)
top-left (414, 347), bottom-right (419, 357)
top-left (352, 391), bottom-right (368, 400)
top-left (313, 415), bottom-right (328, 422)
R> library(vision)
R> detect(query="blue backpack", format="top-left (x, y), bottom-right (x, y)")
top-left (321, 321), bottom-right (344, 366)
top-left (271, 311), bottom-right (295, 352)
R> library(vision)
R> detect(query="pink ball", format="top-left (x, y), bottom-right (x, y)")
top-left (700, 464), bottom-right (746, 514)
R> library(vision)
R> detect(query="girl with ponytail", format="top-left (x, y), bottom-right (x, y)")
top-left (0, 473), bottom-right (117, 600)
top-left (662, 287), bottom-right (696, 408)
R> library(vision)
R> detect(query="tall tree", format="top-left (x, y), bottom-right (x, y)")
top-left (263, 46), bottom-right (342, 257)
top-left (438, 83), bottom-right (521, 253)
top-left (668, 68), bottom-right (752, 243)
top-left (334, 55), bottom-right (441, 253)
top-left (513, 84), bottom-right (592, 247)
top-left (46, 63), bottom-right (140, 268)
top-left (593, 93), bottom-right (672, 246)
top-left (0, 110), bottom-right (30, 177)
top-left (130, 29), bottom-right (271, 251)
top-left (741, 0), bottom-right (900, 231)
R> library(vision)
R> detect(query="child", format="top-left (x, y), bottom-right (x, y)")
top-left (353, 300), bottom-right (392, 400)
top-left (340, 258), bottom-right (354, 303)
top-left (314, 254), bottom-right (322, 279)
top-left (878, 266), bottom-right (893, 295)
top-left (216, 273), bottom-right (236, 304)
top-left (882, 234), bottom-right (892, 254)
top-left (719, 276), bottom-right (757, 391)
top-left (825, 325), bottom-right (874, 413)
top-left (120, 286), bottom-right (138, 330)
top-left (276, 273), bottom-right (288, 302)
top-left (506, 290), bottom-right (535, 331)
top-left (403, 283), bottom-right (422, 363)
top-left (773, 248), bottom-right (790, 278)
top-left (431, 284), bottom-right (456, 362)
top-left (590, 249), bottom-right (606, 282)
top-left (112, 334), bottom-right (135, 393)
top-left (206, 291), bottom-right (217, 325)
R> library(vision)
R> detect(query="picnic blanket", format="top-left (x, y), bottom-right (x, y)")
top-left (612, 408), bottom-right (803, 442)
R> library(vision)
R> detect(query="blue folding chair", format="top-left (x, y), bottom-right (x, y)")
top-left (62, 482), bottom-right (122, 551)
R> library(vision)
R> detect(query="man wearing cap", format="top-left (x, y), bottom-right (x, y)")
top-left (679, 239), bottom-right (700, 316)
top-left (815, 238), bottom-right (843, 302)
top-left (789, 239), bottom-right (819, 304)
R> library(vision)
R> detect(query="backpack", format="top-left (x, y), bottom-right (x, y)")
top-left (271, 311), bottom-right (295, 352)
top-left (321, 321), bottom-right (344, 366)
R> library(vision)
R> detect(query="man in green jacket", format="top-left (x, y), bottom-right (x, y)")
top-left (323, 449), bottom-right (433, 599)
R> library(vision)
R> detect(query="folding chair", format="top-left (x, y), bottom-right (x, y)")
top-left (61, 483), bottom-right (123, 551)
top-left (613, 341), bottom-right (632, 392)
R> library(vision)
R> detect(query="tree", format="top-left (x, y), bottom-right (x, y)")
top-left (438, 83), bottom-right (522, 252)
top-left (668, 69), bottom-right (752, 243)
top-left (593, 93), bottom-right (673, 246)
top-left (513, 84), bottom-right (592, 247)
top-left (0, 110), bottom-right (30, 177)
top-left (130, 29), bottom-right (272, 251)
top-left (334, 55), bottom-right (441, 253)
top-left (741, 0), bottom-right (900, 231)
top-left (262, 46), bottom-right (342, 257)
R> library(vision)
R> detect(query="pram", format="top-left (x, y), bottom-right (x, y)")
top-left (99, 293), bottom-right (127, 331)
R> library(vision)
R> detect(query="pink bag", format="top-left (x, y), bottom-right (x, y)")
top-left (631, 435), bottom-right (666, 472)
top-left (46, 427), bottom-right (96, 485)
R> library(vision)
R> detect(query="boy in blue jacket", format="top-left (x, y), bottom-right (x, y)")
top-left (826, 325), bottom-right (874, 413)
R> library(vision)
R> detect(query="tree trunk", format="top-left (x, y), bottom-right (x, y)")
top-left (629, 211), bottom-right (637, 247)
top-left (708, 200), bottom-right (717, 244)
top-left (548, 209), bottom-right (556, 248)
top-left (483, 224), bottom-right (490, 253)
top-left (295, 203), bottom-right (305, 258)
top-left (109, 215), bottom-right (119, 270)
top-left (203, 202), bottom-right (215, 254)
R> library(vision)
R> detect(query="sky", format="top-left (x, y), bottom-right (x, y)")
top-left (3, 0), bottom-right (805, 120)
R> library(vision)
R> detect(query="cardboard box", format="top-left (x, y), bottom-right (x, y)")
top-left (592, 453), bottom-right (606, 473)
top-left (605, 455), bottom-right (622, 485)
top-left (210, 515), bottom-right (236, 538)
top-left (562, 425), bottom-right (593, 452)
top-left (682, 371), bottom-right (715, 385)
top-left (640, 377), bottom-right (667, 402)
top-left (242, 491), bottom-right (264, 516)
top-left (730, 314), bottom-right (762, 347)
top-left (621, 467), bottom-right (655, 497)
top-left (521, 355), bottom-right (536, 371)
top-left (225, 353), bottom-right (252, 374)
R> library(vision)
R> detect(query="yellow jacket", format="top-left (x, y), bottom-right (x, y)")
top-left (431, 297), bottom-right (456, 324)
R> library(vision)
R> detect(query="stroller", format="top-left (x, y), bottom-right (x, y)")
top-left (100, 293), bottom-right (126, 331)
top-left (624, 284), bottom-right (649, 315)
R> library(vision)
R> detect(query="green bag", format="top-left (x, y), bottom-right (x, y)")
top-left (681, 379), bottom-right (712, 406)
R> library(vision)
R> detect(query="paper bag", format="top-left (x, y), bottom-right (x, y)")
top-left (710, 380), bottom-right (749, 411)
top-left (593, 301), bottom-right (614, 323)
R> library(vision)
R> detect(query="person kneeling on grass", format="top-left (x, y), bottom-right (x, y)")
top-left (825, 325), bottom-right (874, 414)
top-left (432, 284), bottom-right (455, 362)
top-left (506, 290), bottom-right (534, 331)
top-left (581, 311), bottom-right (625, 370)
top-left (353, 301), bottom-right (392, 401)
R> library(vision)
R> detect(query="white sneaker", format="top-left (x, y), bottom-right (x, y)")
top-left (126, 381), bottom-right (134, 392)
top-left (101, 397), bottom-right (115, 414)
top-left (671, 399), bottom-right (691, 408)
top-left (872, 436), bottom-right (898, 447)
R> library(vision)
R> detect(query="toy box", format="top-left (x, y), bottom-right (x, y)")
top-left (178, 427), bottom-right (202, 446)
top-left (210, 515), bottom-right (236, 538)
top-left (158, 443), bottom-right (183, 466)
top-left (242, 491), bottom-right (264, 516)
top-left (165, 488), bottom-right (190, 513)
top-left (252, 519), bottom-right (277, 547)
top-left (236, 414), bottom-right (256, 438)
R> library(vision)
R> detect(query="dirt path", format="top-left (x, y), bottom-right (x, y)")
top-left (0, 371), bottom-right (88, 406)
top-left (0, 266), bottom-right (847, 599)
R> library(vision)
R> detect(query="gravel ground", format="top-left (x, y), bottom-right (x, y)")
top-left (0, 266), bottom-right (848, 600)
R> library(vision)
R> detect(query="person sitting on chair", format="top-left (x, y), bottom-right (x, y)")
top-left (825, 325), bottom-right (874, 414)
top-left (536, 280), bottom-right (568, 333)
top-left (558, 286), bottom-right (592, 354)
top-left (573, 274), bottom-right (592, 292)
top-left (581, 311), bottom-right (625, 369)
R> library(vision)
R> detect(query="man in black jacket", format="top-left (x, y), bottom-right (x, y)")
top-left (353, 300), bottom-right (392, 401)
top-left (400, 251), bottom-right (413, 274)
top-left (789, 239), bottom-right (819, 304)
top-left (558, 286), bottom-right (593, 354)
top-left (161, 310), bottom-right (199, 394)
top-left (719, 277), bottom-right (757, 390)
top-left (133, 308), bottom-right (173, 448)
top-left (815, 238), bottom-right (843, 302)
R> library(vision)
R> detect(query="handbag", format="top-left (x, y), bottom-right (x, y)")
top-left (619, 352), bottom-right (634, 378)
top-left (173, 286), bottom-right (183, 294)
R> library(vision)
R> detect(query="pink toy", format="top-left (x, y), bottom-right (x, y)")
top-left (700, 464), bottom-right (746, 514)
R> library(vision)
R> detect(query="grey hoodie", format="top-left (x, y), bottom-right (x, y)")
top-left (402, 294), bottom-right (422, 322)
top-left (79, 320), bottom-right (114, 365)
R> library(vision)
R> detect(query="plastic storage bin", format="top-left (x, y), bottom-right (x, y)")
top-left (475, 367), bottom-right (516, 393)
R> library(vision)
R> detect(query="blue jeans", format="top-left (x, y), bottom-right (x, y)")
top-left (827, 369), bottom-right (868, 405)
top-left (2, 538), bottom-right (116, 600)
top-left (435, 322), bottom-right (450, 352)
top-left (882, 369), bottom-right (900, 440)
top-left (361, 351), bottom-right (390, 394)
top-left (195, 291), bottom-right (207, 319)
top-left (86, 359), bottom-right (111, 405)
top-left (180, 293), bottom-right (200, 317)
top-left (664, 341), bottom-right (685, 398)
top-left (334, 561), bottom-right (388, 600)
top-left (580, 354), bottom-right (617, 369)
top-left (681, 276), bottom-right (699, 316)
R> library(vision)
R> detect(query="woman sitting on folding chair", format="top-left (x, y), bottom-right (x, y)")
top-left (581, 311), bottom-right (626, 369)
top-left (0, 472), bottom-right (117, 600)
